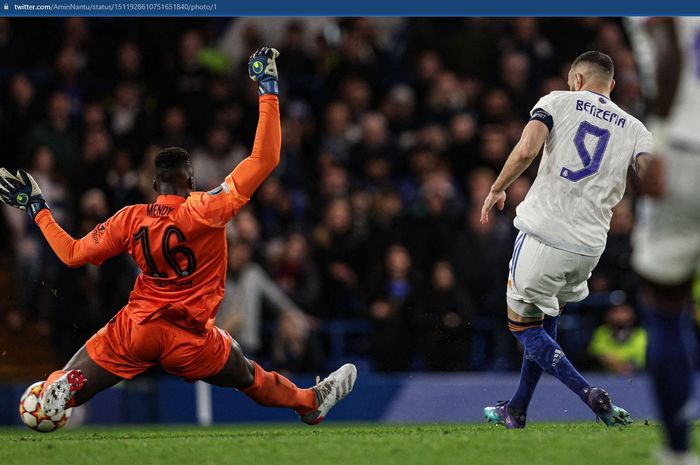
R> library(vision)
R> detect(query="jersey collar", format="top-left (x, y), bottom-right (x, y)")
top-left (585, 89), bottom-right (610, 99)
top-left (156, 194), bottom-right (187, 205)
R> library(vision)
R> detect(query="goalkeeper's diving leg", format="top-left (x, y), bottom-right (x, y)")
top-left (40, 346), bottom-right (124, 417)
top-left (204, 339), bottom-right (357, 425)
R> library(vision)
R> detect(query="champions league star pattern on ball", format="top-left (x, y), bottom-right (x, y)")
top-left (19, 381), bottom-right (72, 433)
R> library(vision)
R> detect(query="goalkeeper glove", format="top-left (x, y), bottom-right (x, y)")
top-left (248, 47), bottom-right (279, 96)
top-left (0, 168), bottom-right (49, 219)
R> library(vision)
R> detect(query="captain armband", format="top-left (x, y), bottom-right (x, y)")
top-left (530, 108), bottom-right (554, 132)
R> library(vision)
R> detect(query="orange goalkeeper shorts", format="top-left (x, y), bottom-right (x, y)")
top-left (85, 307), bottom-right (232, 382)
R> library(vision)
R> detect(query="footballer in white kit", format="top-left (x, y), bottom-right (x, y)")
top-left (481, 51), bottom-right (651, 429)
top-left (629, 17), bottom-right (700, 465)
top-left (508, 86), bottom-right (652, 318)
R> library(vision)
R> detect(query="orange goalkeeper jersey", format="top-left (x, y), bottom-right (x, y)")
top-left (34, 95), bottom-right (281, 332)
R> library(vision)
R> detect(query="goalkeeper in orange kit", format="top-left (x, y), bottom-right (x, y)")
top-left (0, 47), bottom-right (356, 427)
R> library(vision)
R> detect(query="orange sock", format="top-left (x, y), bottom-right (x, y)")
top-left (240, 362), bottom-right (317, 414)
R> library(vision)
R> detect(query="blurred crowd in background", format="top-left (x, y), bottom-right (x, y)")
top-left (0, 17), bottom-right (681, 376)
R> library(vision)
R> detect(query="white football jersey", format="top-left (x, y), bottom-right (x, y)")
top-left (514, 90), bottom-right (653, 256)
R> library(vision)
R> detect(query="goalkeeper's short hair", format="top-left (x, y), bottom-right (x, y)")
top-left (155, 147), bottom-right (192, 183)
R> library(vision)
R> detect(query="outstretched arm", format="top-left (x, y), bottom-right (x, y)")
top-left (0, 168), bottom-right (127, 267)
top-left (229, 47), bottom-right (281, 197)
top-left (480, 120), bottom-right (549, 224)
top-left (35, 209), bottom-right (127, 268)
top-left (187, 47), bottom-right (282, 228)
top-left (228, 93), bottom-right (281, 198)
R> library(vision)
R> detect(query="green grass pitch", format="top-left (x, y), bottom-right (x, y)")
top-left (0, 422), bottom-right (693, 465)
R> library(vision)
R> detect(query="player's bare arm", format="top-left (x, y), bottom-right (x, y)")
top-left (639, 18), bottom-right (682, 198)
top-left (634, 152), bottom-right (654, 182)
top-left (480, 120), bottom-right (549, 224)
top-left (647, 18), bottom-right (682, 119)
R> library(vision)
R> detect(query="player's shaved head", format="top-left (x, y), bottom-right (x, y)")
top-left (568, 50), bottom-right (615, 95)
top-left (154, 147), bottom-right (195, 195)
top-left (572, 51), bottom-right (614, 80)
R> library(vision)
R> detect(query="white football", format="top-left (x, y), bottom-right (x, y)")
top-left (19, 381), bottom-right (72, 433)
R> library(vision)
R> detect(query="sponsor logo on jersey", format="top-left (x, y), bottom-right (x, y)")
top-left (552, 348), bottom-right (564, 366)
top-left (91, 223), bottom-right (106, 244)
top-left (154, 279), bottom-right (193, 288)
